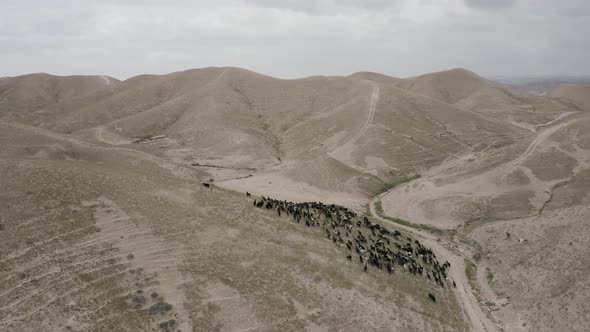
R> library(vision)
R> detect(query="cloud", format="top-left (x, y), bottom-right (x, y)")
top-left (247, 0), bottom-right (397, 14)
top-left (0, 0), bottom-right (588, 79)
top-left (464, 0), bottom-right (517, 10)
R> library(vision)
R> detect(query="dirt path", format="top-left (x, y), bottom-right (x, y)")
top-left (392, 85), bottom-right (531, 133)
top-left (94, 126), bottom-right (131, 146)
top-left (373, 113), bottom-right (589, 330)
top-left (463, 116), bottom-right (585, 185)
top-left (534, 111), bottom-right (577, 131)
top-left (343, 85), bottom-right (379, 148)
top-left (100, 75), bottom-right (112, 86)
top-left (327, 85), bottom-right (379, 174)
top-left (2, 121), bottom-right (195, 180)
top-left (379, 115), bottom-right (587, 228)
top-left (369, 197), bottom-right (500, 332)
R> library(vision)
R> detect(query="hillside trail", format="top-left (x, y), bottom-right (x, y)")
top-left (99, 75), bottom-right (112, 86)
top-left (95, 126), bottom-right (131, 146)
top-left (392, 85), bottom-right (532, 133)
top-left (369, 198), bottom-right (500, 332)
top-left (378, 113), bottom-right (585, 228)
top-left (1, 121), bottom-right (195, 180)
top-left (372, 112), bottom-right (588, 331)
top-left (327, 84), bottom-right (379, 174)
top-left (460, 114), bottom-right (584, 186)
top-left (343, 85), bottom-right (380, 148)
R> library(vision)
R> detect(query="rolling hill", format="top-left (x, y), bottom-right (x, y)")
top-left (1, 66), bottom-right (588, 331)
top-left (547, 83), bottom-right (590, 111)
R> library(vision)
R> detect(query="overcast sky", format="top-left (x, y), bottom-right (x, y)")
top-left (1, 0), bottom-right (588, 79)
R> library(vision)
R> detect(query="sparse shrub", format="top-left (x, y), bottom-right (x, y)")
top-left (149, 301), bottom-right (173, 314)
top-left (159, 319), bottom-right (177, 330)
top-left (473, 252), bottom-right (481, 262)
top-left (132, 295), bottom-right (146, 305)
top-left (127, 253), bottom-right (134, 260)
top-left (151, 292), bottom-right (159, 299)
top-left (137, 289), bottom-right (143, 294)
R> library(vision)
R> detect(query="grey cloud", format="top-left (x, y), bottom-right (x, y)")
top-left (247, 0), bottom-right (397, 14)
top-left (0, 0), bottom-right (588, 79)
top-left (464, 0), bottom-right (517, 9)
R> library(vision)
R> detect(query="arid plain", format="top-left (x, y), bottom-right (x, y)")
top-left (1, 67), bottom-right (589, 331)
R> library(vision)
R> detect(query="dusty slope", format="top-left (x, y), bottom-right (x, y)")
top-left (397, 68), bottom-right (488, 104)
top-left (394, 68), bottom-right (576, 131)
top-left (1, 66), bottom-right (588, 332)
top-left (2, 68), bottom-right (578, 207)
top-left (547, 83), bottom-right (590, 111)
top-left (380, 112), bottom-right (587, 229)
top-left (348, 71), bottom-right (402, 86)
top-left (0, 73), bottom-right (119, 124)
top-left (0, 121), bottom-right (467, 332)
top-left (468, 115), bottom-right (590, 332)
top-left (378, 111), bottom-right (590, 331)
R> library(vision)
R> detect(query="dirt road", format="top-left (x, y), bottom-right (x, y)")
top-left (328, 85), bottom-right (379, 173)
top-left (369, 196), bottom-right (500, 332)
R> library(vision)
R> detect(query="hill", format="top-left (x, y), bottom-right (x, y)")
top-left (397, 68), bottom-right (488, 104)
top-left (0, 73), bottom-right (119, 124)
top-left (392, 68), bottom-right (577, 132)
top-left (1, 66), bottom-right (588, 331)
top-left (547, 83), bottom-right (590, 111)
top-left (0, 67), bottom-right (579, 208)
top-left (0, 121), bottom-right (466, 331)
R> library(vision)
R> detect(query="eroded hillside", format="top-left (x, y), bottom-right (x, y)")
top-left (1, 67), bottom-right (589, 332)
top-left (0, 122), bottom-right (466, 331)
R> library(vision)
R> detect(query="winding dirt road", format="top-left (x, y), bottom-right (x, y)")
top-left (371, 113), bottom-right (588, 331)
top-left (369, 196), bottom-right (499, 332)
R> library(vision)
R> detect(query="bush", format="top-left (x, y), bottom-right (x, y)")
top-left (159, 319), bottom-right (177, 330)
top-left (149, 302), bottom-right (173, 314)
top-left (132, 295), bottom-right (146, 304)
